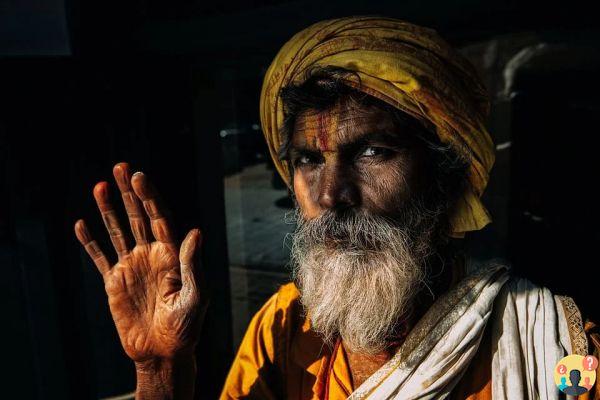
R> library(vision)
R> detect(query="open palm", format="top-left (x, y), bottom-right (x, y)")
top-left (75, 163), bottom-right (207, 363)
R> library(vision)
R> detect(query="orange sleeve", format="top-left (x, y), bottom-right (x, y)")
top-left (219, 290), bottom-right (283, 400)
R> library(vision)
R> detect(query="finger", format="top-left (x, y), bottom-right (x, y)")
top-left (93, 182), bottom-right (130, 259)
top-left (74, 219), bottom-right (111, 275)
top-left (179, 228), bottom-right (204, 294)
top-left (113, 162), bottom-right (151, 245)
top-left (131, 172), bottom-right (175, 244)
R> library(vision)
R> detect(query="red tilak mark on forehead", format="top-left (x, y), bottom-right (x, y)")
top-left (317, 112), bottom-right (330, 151)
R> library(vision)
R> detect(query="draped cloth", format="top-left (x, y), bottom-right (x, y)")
top-left (220, 259), bottom-right (592, 399)
top-left (259, 16), bottom-right (496, 237)
top-left (348, 261), bottom-right (576, 399)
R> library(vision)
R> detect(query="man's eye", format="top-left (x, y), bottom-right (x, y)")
top-left (299, 155), bottom-right (311, 164)
top-left (295, 154), bottom-right (319, 166)
top-left (360, 146), bottom-right (389, 157)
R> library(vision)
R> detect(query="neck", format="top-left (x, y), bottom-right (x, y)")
top-left (344, 250), bottom-right (465, 388)
top-left (378, 248), bottom-right (465, 353)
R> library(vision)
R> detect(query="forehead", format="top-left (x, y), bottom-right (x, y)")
top-left (291, 97), bottom-right (398, 147)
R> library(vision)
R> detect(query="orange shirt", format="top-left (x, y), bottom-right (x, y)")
top-left (220, 282), bottom-right (600, 399)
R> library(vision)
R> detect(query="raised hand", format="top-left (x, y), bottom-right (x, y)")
top-left (74, 162), bottom-right (206, 398)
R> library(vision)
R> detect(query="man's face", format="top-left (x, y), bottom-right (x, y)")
top-left (287, 96), bottom-right (442, 354)
top-left (289, 96), bottom-right (431, 222)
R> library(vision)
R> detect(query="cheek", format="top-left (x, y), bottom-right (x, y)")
top-left (293, 169), bottom-right (321, 219)
top-left (359, 158), bottom-right (415, 212)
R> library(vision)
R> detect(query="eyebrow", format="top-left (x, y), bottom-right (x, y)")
top-left (287, 146), bottom-right (322, 162)
top-left (287, 130), bottom-right (412, 157)
top-left (341, 131), bottom-right (412, 151)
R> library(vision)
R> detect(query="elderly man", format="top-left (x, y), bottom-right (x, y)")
top-left (75, 17), bottom-right (599, 399)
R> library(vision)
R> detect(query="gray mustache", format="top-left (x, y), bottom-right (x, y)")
top-left (294, 210), bottom-right (408, 248)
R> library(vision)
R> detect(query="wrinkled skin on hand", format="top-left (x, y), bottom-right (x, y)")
top-left (74, 162), bottom-right (207, 363)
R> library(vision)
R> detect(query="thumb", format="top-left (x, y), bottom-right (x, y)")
top-left (179, 228), bottom-right (203, 288)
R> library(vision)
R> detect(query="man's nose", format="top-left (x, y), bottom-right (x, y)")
top-left (317, 165), bottom-right (360, 210)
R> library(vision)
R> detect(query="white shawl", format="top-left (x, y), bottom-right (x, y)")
top-left (347, 260), bottom-right (582, 399)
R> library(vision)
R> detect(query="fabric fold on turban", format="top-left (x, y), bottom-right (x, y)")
top-left (259, 16), bottom-right (495, 237)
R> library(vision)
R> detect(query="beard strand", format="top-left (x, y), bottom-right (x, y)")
top-left (289, 203), bottom-right (441, 355)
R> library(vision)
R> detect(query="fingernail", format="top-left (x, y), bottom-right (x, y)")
top-left (133, 171), bottom-right (144, 177)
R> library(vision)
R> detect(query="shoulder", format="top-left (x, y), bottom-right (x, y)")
top-left (253, 282), bottom-right (302, 330)
top-left (274, 282), bottom-right (302, 310)
top-left (228, 282), bottom-right (303, 356)
top-left (221, 283), bottom-right (304, 399)
top-left (242, 282), bottom-right (304, 353)
top-left (472, 257), bottom-right (590, 356)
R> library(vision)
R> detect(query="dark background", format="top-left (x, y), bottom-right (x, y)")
top-left (1, 0), bottom-right (599, 398)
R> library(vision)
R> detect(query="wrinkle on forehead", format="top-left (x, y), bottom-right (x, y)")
top-left (292, 98), bottom-right (397, 150)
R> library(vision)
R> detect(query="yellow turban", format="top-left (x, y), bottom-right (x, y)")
top-left (259, 16), bottom-right (495, 237)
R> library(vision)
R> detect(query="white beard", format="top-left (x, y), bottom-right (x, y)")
top-left (289, 207), bottom-right (437, 355)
